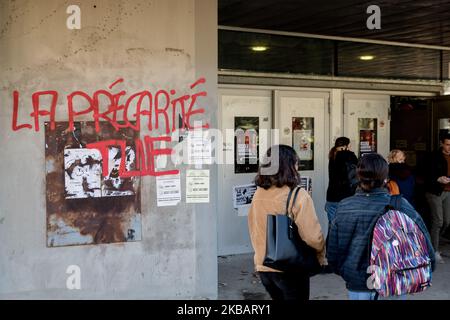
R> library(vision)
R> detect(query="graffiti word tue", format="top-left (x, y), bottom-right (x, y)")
top-left (87, 136), bottom-right (179, 177)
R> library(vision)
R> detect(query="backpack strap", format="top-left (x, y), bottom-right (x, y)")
top-left (385, 194), bottom-right (402, 213)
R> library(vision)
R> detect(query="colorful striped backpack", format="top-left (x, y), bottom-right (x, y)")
top-left (369, 195), bottom-right (432, 297)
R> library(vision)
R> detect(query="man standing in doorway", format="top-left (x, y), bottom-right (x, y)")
top-left (425, 132), bottom-right (450, 263)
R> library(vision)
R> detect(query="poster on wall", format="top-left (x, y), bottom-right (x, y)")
top-left (64, 148), bottom-right (102, 199)
top-left (186, 169), bottom-right (210, 203)
top-left (358, 118), bottom-right (377, 157)
top-left (64, 146), bottom-right (136, 199)
top-left (187, 130), bottom-right (212, 167)
top-left (300, 176), bottom-right (312, 195)
top-left (102, 146), bottom-right (137, 197)
top-left (156, 174), bottom-right (181, 207)
top-left (292, 117), bottom-right (314, 171)
top-left (235, 117), bottom-right (259, 174)
top-left (46, 121), bottom-right (141, 247)
top-left (232, 183), bottom-right (257, 209)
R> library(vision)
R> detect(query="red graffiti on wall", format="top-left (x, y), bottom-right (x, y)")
top-left (11, 78), bottom-right (210, 177)
top-left (86, 136), bottom-right (179, 177)
top-left (12, 77), bottom-right (209, 133)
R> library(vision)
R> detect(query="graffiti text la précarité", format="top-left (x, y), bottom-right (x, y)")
top-left (11, 77), bottom-right (209, 177)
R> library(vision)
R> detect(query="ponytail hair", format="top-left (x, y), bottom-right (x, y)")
top-left (328, 146), bottom-right (338, 160)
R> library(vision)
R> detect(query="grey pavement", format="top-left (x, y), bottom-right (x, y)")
top-left (218, 241), bottom-right (450, 300)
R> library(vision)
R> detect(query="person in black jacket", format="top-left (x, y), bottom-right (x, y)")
top-left (424, 133), bottom-right (450, 264)
top-left (325, 137), bottom-right (358, 223)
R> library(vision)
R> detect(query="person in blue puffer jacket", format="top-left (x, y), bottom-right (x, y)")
top-left (327, 153), bottom-right (435, 300)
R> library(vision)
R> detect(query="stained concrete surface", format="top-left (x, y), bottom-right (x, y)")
top-left (218, 241), bottom-right (450, 300)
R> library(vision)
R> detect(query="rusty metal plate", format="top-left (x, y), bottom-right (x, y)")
top-left (45, 121), bottom-right (141, 247)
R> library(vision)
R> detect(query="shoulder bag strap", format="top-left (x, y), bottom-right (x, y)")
top-left (286, 186), bottom-right (301, 216)
top-left (287, 186), bottom-right (301, 239)
top-left (285, 187), bottom-right (295, 215)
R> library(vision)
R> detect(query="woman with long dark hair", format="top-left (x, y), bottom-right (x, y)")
top-left (325, 137), bottom-right (358, 223)
top-left (248, 145), bottom-right (325, 300)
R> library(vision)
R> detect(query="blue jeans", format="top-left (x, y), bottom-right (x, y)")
top-left (348, 290), bottom-right (407, 300)
top-left (325, 201), bottom-right (339, 223)
top-left (348, 290), bottom-right (376, 300)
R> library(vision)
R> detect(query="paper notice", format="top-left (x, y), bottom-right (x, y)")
top-left (186, 170), bottom-right (210, 203)
top-left (156, 174), bottom-right (181, 207)
top-left (187, 131), bottom-right (212, 167)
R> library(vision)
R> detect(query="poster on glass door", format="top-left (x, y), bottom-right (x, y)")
top-left (358, 118), bottom-right (377, 157)
top-left (299, 176), bottom-right (312, 196)
top-left (235, 117), bottom-right (259, 174)
top-left (292, 117), bottom-right (314, 171)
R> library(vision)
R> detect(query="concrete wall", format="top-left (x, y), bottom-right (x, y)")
top-left (0, 0), bottom-right (218, 299)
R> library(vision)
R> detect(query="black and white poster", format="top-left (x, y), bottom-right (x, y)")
top-left (300, 176), bottom-right (312, 196)
top-left (232, 183), bottom-right (257, 209)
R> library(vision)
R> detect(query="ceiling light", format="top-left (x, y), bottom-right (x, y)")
top-left (251, 46), bottom-right (268, 52)
top-left (359, 55), bottom-right (375, 61)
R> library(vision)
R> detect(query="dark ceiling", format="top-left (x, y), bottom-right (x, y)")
top-left (219, 0), bottom-right (450, 47)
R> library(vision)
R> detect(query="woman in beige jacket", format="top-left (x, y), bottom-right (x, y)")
top-left (248, 144), bottom-right (326, 300)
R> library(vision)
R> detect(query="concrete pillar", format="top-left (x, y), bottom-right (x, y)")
top-left (0, 0), bottom-right (218, 299)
